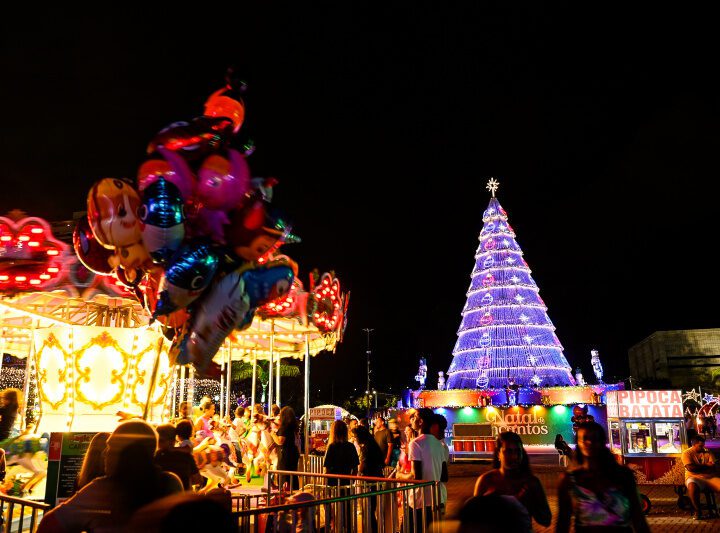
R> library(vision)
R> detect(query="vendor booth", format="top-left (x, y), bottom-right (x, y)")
top-left (304, 404), bottom-right (352, 453)
top-left (606, 390), bottom-right (686, 480)
top-left (413, 386), bottom-right (614, 460)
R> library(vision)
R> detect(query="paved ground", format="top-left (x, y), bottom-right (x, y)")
top-left (444, 454), bottom-right (720, 532)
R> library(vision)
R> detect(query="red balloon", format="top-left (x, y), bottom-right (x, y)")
top-left (73, 218), bottom-right (114, 275)
top-left (204, 88), bottom-right (245, 133)
top-left (146, 117), bottom-right (235, 161)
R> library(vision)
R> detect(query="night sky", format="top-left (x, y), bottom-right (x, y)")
top-left (2, 7), bottom-right (719, 407)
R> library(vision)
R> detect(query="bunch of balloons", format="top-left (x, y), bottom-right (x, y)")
top-left (74, 68), bottom-right (299, 377)
top-left (571, 405), bottom-right (595, 433)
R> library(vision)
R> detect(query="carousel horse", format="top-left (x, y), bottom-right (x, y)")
top-left (0, 432), bottom-right (49, 495)
top-left (193, 437), bottom-right (240, 493)
top-left (240, 424), bottom-right (276, 481)
top-left (241, 426), bottom-right (267, 482)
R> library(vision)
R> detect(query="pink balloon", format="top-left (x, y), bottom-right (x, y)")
top-left (195, 149), bottom-right (250, 211)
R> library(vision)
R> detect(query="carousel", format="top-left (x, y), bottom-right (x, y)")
top-left (0, 241), bottom-right (347, 439)
top-left (0, 211), bottom-right (347, 500)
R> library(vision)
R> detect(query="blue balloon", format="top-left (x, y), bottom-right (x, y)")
top-left (139, 178), bottom-right (185, 266)
top-left (242, 265), bottom-right (294, 307)
top-left (153, 242), bottom-right (219, 317)
top-left (175, 263), bottom-right (294, 374)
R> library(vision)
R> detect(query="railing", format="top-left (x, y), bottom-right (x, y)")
top-left (232, 469), bottom-right (442, 532)
top-left (0, 494), bottom-right (49, 533)
top-left (300, 453), bottom-right (395, 478)
top-left (302, 453), bottom-right (324, 474)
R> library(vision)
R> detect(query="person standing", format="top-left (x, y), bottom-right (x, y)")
top-left (0, 388), bottom-right (21, 443)
top-left (430, 414), bottom-right (450, 516)
top-left (398, 408), bottom-right (448, 529)
top-left (557, 421), bottom-right (649, 532)
top-left (324, 420), bottom-right (360, 480)
top-left (474, 431), bottom-right (550, 529)
top-left (387, 418), bottom-right (404, 468)
top-left (373, 416), bottom-right (392, 466)
top-left (352, 425), bottom-right (385, 533)
top-left (0, 388), bottom-right (22, 482)
top-left (400, 408), bottom-right (420, 474)
top-left (271, 406), bottom-right (300, 490)
top-left (324, 420), bottom-right (359, 529)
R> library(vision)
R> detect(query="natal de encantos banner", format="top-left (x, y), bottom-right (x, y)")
top-left (486, 409), bottom-right (550, 436)
top-left (606, 390), bottom-right (683, 419)
top-left (441, 405), bottom-right (607, 445)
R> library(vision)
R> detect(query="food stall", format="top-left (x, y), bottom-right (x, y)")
top-left (606, 390), bottom-right (686, 480)
top-left (306, 405), bottom-right (350, 453)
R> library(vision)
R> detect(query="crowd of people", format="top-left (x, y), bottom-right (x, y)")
top-left (317, 408), bottom-right (449, 532)
top-left (320, 412), bottom-right (653, 532)
top-left (6, 389), bottom-right (714, 531)
top-left (31, 398), bottom-right (302, 532)
top-left (459, 421), bottom-right (651, 533)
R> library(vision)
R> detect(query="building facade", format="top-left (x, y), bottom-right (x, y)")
top-left (628, 329), bottom-right (720, 391)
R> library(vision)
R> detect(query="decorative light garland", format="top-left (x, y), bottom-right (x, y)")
top-left (309, 272), bottom-right (342, 333)
top-left (0, 216), bottom-right (72, 293)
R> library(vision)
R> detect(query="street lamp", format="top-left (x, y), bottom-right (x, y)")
top-left (363, 328), bottom-right (374, 418)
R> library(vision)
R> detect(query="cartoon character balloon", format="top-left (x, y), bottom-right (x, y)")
top-left (195, 149), bottom-right (250, 211)
top-left (226, 195), bottom-right (297, 262)
top-left (176, 149), bottom-right (250, 245)
top-left (153, 242), bottom-right (220, 318)
top-left (204, 90), bottom-right (245, 133)
top-left (87, 178), bottom-right (142, 249)
top-left (138, 178), bottom-right (185, 266)
top-left (175, 262), bottom-right (294, 376)
top-left (86, 178), bottom-right (150, 281)
top-left (203, 67), bottom-right (246, 133)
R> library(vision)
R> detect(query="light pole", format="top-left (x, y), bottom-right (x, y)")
top-left (363, 328), bottom-right (374, 418)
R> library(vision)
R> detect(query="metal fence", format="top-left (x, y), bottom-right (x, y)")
top-left (0, 494), bottom-right (49, 533)
top-left (233, 469), bottom-right (442, 533)
top-left (301, 453), bottom-right (395, 478)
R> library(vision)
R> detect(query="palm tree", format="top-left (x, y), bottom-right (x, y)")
top-left (232, 360), bottom-right (300, 403)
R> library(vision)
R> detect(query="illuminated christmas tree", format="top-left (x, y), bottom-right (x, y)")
top-left (446, 179), bottom-right (575, 389)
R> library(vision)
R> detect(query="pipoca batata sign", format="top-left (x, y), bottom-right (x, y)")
top-left (606, 390), bottom-right (683, 419)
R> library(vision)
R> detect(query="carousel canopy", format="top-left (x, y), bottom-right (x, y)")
top-left (0, 289), bottom-right (339, 361)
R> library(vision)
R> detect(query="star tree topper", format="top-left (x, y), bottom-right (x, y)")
top-left (486, 178), bottom-right (500, 197)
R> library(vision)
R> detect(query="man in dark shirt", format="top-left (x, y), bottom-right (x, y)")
top-left (373, 416), bottom-right (392, 465)
top-left (154, 424), bottom-right (202, 490)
